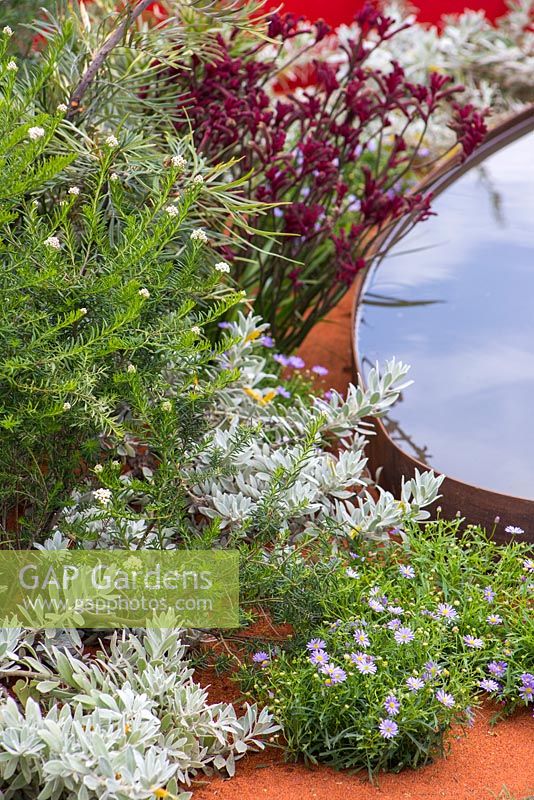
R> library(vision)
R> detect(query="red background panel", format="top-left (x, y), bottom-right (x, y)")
top-left (263, 1), bottom-right (509, 27)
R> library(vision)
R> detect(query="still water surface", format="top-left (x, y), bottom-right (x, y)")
top-left (358, 129), bottom-right (534, 498)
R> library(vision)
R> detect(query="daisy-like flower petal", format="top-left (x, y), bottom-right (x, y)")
top-left (378, 718), bottom-right (399, 739)
top-left (483, 586), bottom-right (495, 603)
top-left (320, 664), bottom-right (347, 685)
top-left (394, 626), bottom-right (415, 645)
top-left (488, 660), bottom-right (507, 677)
top-left (252, 651), bottom-right (270, 666)
top-left (478, 678), bottom-right (500, 693)
top-left (436, 603), bottom-right (458, 621)
top-left (436, 689), bottom-right (455, 708)
top-left (384, 694), bottom-right (400, 716)
top-left (307, 638), bottom-right (326, 651)
top-left (399, 564), bottom-right (415, 578)
top-left (505, 525), bottom-right (524, 535)
top-left (406, 676), bottom-right (425, 692)
top-left (346, 567), bottom-right (360, 579)
top-left (463, 635), bottom-right (485, 649)
top-left (309, 649), bottom-right (329, 666)
top-left (353, 629), bottom-right (370, 648)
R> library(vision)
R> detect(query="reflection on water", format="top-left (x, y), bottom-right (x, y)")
top-left (358, 129), bottom-right (534, 498)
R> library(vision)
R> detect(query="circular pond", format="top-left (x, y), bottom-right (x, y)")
top-left (357, 113), bottom-right (534, 501)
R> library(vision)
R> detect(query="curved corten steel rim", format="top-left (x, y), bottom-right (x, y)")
top-left (351, 107), bottom-right (534, 544)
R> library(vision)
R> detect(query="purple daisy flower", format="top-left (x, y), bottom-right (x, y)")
top-left (287, 355), bottom-right (305, 369)
top-left (488, 661), bottom-right (508, 677)
top-left (323, 390), bottom-right (334, 401)
top-left (387, 618), bottom-right (402, 630)
top-left (273, 354), bottom-right (290, 367)
top-left (309, 649), bottom-right (330, 666)
top-left (368, 598), bottom-right (385, 613)
top-left (350, 652), bottom-right (377, 675)
top-left (394, 627), bottom-right (415, 645)
top-left (346, 567), bottom-right (360, 579)
top-left (311, 365), bottom-right (329, 376)
top-left (423, 661), bottom-right (442, 680)
top-left (436, 603), bottom-right (458, 621)
top-left (320, 664), bottom-right (347, 685)
top-left (436, 689), bottom-right (455, 708)
top-left (463, 635), bottom-right (485, 649)
top-left (384, 694), bottom-right (400, 716)
top-left (252, 651), bottom-right (270, 666)
top-left (259, 335), bottom-right (275, 348)
top-left (519, 684), bottom-right (534, 703)
top-left (486, 614), bottom-right (503, 625)
top-left (483, 586), bottom-right (495, 603)
top-left (276, 386), bottom-right (291, 398)
top-left (478, 678), bottom-right (501, 693)
top-left (218, 321), bottom-right (233, 329)
top-left (378, 718), bottom-right (399, 739)
top-left (307, 638), bottom-right (327, 651)
top-left (387, 605), bottom-right (404, 616)
top-left (520, 673), bottom-right (534, 688)
top-left (399, 564), bottom-right (415, 579)
top-left (353, 629), bottom-right (370, 648)
top-left (406, 676), bottom-right (425, 692)
top-left (523, 558), bottom-right (534, 573)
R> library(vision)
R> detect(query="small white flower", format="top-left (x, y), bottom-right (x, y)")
top-left (192, 174), bottom-right (204, 185)
top-left (111, 460), bottom-right (120, 468)
top-left (3, 26), bottom-right (13, 37)
top-left (126, 363), bottom-right (137, 374)
top-left (505, 525), bottom-right (524, 535)
top-left (215, 261), bottom-right (230, 273)
top-left (161, 400), bottom-right (172, 412)
top-left (190, 228), bottom-right (208, 244)
top-left (94, 463), bottom-right (104, 473)
top-left (191, 325), bottom-right (201, 335)
top-left (165, 204), bottom-right (179, 217)
top-left (62, 402), bottom-right (71, 411)
top-left (79, 307), bottom-right (87, 316)
top-left (56, 103), bottom-right (68, 113)
top-left (6, 61), bottom-right (17, 71)
top-left (109, 172), bottom-right (119, 182)
top-left (170, 154), bottom-right (186, 169)
top-left (105, 134), bottom-right (119, 147)
top-left (138, 288), bottom-right (150, 299)
top-left (28, 126), bottom-right (45, 141)
top-left (93, 487), bottom-right (112, 506)
top-left (68, 186), bottom-right (80, 196)
top-left (44, 235), bottom-right (61, 250)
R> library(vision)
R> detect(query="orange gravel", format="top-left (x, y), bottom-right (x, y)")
top-left (193, 705), bottom-right (533, 800)
top-left (194, 289), bottom-right (533, 800)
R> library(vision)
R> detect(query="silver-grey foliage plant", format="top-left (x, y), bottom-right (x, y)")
top-left (0, 627), bottom-right (279, 800)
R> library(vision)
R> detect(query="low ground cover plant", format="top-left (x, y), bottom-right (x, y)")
top-left (241, 520), bottom-right (533, 774)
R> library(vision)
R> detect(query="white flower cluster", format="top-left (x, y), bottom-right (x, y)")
top-left (28, 126), bottom-right (45, 141)
top-left (190, 228), bottom-right (208, 244)
top-left (0, 628), bottom-right (279, 799)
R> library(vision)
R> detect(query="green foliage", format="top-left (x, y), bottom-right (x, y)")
top-left (240, 520), bottom-right (533, 774)
top-left (0, 33), bottom-right (247, 541)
